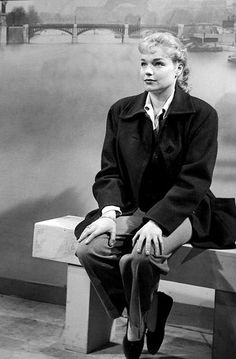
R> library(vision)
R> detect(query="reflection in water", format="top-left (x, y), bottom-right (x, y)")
top-left (1, 31), bottom-right (236, 217)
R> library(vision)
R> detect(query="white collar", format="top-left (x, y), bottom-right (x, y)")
top-left (144, 90), bottom-right (175, 120)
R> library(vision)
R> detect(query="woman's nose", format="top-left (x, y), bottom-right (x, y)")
top-left (145, 65), bottom-right (154, 75)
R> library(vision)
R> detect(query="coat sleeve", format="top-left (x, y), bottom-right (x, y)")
top-left (92, 106), bottom-right (133, 212)
top-left (144, 105), bottom-right (218, 235)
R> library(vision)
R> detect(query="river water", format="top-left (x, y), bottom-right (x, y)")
top-left (1, 31), bottom-right (236, 216)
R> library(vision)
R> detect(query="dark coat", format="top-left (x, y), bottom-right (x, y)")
top-left (74, 86), bottom-right (235, 249)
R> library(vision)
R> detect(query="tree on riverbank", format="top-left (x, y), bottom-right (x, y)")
top-left (27, 6), bottom-right (40, 25)
top-left (7, 6), bottom-right (40, 26)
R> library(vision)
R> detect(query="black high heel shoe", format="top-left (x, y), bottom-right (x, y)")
top-left (122, 321), bottom-right (145, 359)
top-left (146, 291), bottom-right (173, 355)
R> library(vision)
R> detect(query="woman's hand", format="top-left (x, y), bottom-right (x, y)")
top-left (132, 220), bottom-right (164, 256)
top-left (78, 217), bottom-right (116, 245)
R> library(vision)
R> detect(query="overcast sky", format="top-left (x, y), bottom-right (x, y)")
top-left (7, 1), bottom-right (33, 12)
top-left (7, 1), bottom-right (103, 13)
top-left (7, 1), bottom-right (68, 13)
top-left (6, 0), bottom-right (221, 14)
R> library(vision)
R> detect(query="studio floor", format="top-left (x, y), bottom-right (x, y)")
top-left (0, 294), bottom-right (212, 359)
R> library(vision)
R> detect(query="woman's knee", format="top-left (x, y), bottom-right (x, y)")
top-left (119, 253), bottom-right (131, 271)
top-left (75, 234), bottom-right (111, 263)
top-left (75, 242), bottom-right (90, 262)
top-left (119, 251), bottom-right (150, 272)
top-left (131, 251), bottom-right (150, 269)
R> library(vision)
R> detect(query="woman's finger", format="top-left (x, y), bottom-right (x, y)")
top-left (78, 217), bottom-right (116, 243)
top-left (158, 233), bottom-right (164, 255)
top-left (78, 226), bottom-right (94, 242)
top-left (152, 235), bottom-right (161, 256)
top-left (85, 230), bottom-right (99, 244)
top-left (132, 232), bottom-right (139, 246)
top-left (136, 235), bottom-right (145, 253)
top-left (145, 235), bottom-right (152, 255)
top-left (109, 228), bottom-right (117, 246)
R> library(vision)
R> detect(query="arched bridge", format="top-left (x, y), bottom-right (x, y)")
top-left (29, 23), bottom-right (126, 43)
top-left (28, 23), bottom-right (180, 43)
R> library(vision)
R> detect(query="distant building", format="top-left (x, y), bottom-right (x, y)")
top-left (227, 0), bottom-right (236, 14)
top-left (223, 0), bottom-right (236, 28)
top-left (75, 0), bottom-right (150, 24)
top-left (222, 15), bottom-right (236, 29)
top-left (39, 0), bottom-right (232, 27)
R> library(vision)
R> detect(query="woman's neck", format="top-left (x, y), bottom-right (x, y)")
top-left (148, 93), bottom-right (169, 115)
top-left (148, 85), bottom-right (175, 114)
top-left (149, 93), bottom-right (166, 111)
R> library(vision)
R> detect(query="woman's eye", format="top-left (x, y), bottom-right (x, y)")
top-left (153, 61), bottom-right (164, 67)
top-left (141, 62), bottom-right (146, 67)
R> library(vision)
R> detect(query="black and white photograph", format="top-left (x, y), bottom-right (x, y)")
top-left (0, 1), bottom-right (236, 358)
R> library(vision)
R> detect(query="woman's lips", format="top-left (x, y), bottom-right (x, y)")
top-left (144, 79), bottom-right (156, 83)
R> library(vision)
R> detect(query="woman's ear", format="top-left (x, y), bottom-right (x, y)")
top-left (176, 63), bottom-right (183, 78)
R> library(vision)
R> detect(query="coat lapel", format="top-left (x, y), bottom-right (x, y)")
top-left (118, 92), bottom-right (154, 201)
top-left (166, 85), bottom-right (195, 116)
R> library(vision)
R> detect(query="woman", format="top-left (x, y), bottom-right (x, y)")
top-left (75, 32), bottom-right (218, 358)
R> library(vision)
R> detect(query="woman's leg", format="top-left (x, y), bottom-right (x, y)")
top-left (76, 233), bottom-right (127, 318)
top-left (75, 212), bottom-right (144, 319)
top-left (119, 218), bottom-right (192, 340)
top-left (159, 217), bottom-right (193, 255)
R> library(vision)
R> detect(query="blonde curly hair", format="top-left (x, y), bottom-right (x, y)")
top-left (138, 32), bottom-right (190, 92)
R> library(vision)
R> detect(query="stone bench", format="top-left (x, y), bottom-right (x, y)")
top-left (32, 215), bottom-right (236, 358)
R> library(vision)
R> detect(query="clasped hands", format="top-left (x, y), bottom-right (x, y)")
top-left (78, 216), bottom-right (164, 256)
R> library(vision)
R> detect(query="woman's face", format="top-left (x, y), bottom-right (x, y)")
top-left (140, 45), bottom-right (182, 96)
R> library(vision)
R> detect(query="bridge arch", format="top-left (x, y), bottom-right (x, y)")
top-left (29, 24), bottom-right (73, 40)
top-left (76, 24), bottom-right (125, 38)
